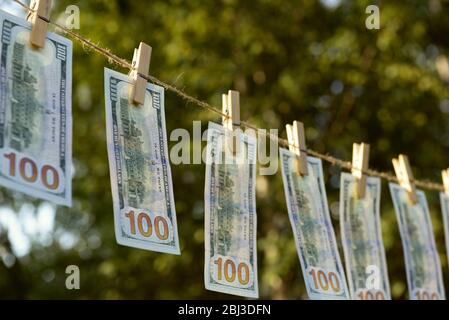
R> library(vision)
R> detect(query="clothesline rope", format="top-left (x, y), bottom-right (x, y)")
top-left (11, 0), bottom-right (445, 192)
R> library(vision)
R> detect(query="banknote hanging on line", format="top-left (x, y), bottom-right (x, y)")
top-left (439, 192), bottom-right (449, 268)
top-left (104, 68), bottom-right (180, 255)
top-left (389, 183), bottom-right (445, 300)
top-left (339, 173), bottom-right (391, 300)
top-left (279, 148), bottom-right (350, 300)
top-left (0, 10), bottom-right (72, 206)
top-left (204, 122), bottom-right (259, 298)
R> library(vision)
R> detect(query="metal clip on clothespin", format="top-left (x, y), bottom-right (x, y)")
top-left (222, 90), bottom-right (240, 155)
top-left (352, 143), bottom-right (370, 199)
top-left (392, 154), bottom-right (418, 204)
top-left (286, 121), bottom-right (308, 176)
top-left (442, 168), bottom-right (449, 196)
top-left (129, 42), bottom-right (152, 105)
top-left (27, 0), bottom-right (52, 49)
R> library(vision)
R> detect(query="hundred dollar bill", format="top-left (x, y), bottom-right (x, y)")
top-left (340, 173), bottom-right (391, 300)
top-left (439, 192), bottom-right (449, 269)
top-left (104, 68), bottom-right (180, 255)
top-left (204, 122), bottom-right (258, 298)
top-left (0, 10), bottom-right (72, 206)
top-left (389, 183), bottom-right (445, 300)
top-left (279, 148), bottom-right (349, 300)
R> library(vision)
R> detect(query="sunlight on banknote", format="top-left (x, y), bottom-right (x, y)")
top-left (390, 183), bottom-right (445, 300)
top-left (0, 10), bottom-right (72, 206)
top-left (104, 68), bottom-right (180, 255)
top-left (204, 122), bottom-right (258, 298)
top-left (280, 148), bottom-right (349, 300)
top-left (340, 173), bottom-right (391, 300)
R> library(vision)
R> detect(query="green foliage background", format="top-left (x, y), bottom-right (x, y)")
top-left (0, 0), bottom-right (449, 299)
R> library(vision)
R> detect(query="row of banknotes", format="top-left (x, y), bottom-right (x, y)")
top-left (1, 9), bottom-right (449, 300)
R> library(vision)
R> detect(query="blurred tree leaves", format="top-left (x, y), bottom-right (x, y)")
top-left (0, 0), bottom-right (448, 299)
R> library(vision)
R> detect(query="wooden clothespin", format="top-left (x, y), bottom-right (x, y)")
top-left (27, 0), bottom-right (52, 49)
top-left (129, 42), bottom-right (152, 105)
top-left (351, 143), bottom-right (370, 198)
top-left (392, 154), bottom-right (418, 204)
top-left (222, 90), bottom-right (240, 131)
top-left (286, 121), bottom-right (308, 176)
top-left (222, 90), bottom-right (240, 155)
top-left (442, 169), bottom-right (449, 196)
